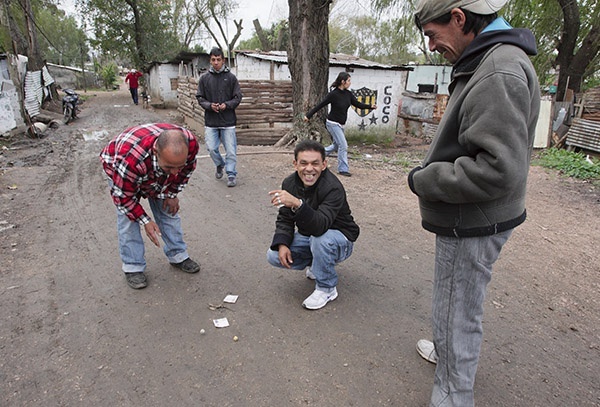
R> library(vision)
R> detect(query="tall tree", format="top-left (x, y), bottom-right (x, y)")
top-left (81, 0), bottom-right (181, 67)
top-left (285, 0), bottom-right (331, 143)
top-left (507, 0), bottom-right (600, 100)
top-left (193, 0), bottom-right (242, 55)
top-left (374, 0), bottom-right (600, 99)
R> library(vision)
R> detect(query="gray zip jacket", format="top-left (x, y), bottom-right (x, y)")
top-left (408, 27), bottom-right (541, 237)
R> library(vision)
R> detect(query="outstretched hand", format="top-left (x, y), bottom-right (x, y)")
top-left (144, 221), bottom-right (162, 247)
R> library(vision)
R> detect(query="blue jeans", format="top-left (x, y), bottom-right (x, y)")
top-left (325, 120), bottom-right (349, 173)
top-left (205, 126), bottom-right (237, 176)
top-left (129, 87), bottom-right (139, 104)
top-left (430, 230), bottom-right (512, 407)
top-left (266, 229), bottom-right (353, 289)
top-left (116, 197), bottom-right (190, 273)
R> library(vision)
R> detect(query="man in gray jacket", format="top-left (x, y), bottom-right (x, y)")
top-left (196, 47), bottom-right (243, 187)
top-left (408, 1), bottom-right (540, 405)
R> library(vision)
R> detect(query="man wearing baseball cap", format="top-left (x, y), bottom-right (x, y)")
top-left (408, 1), bottom-right (540, 405)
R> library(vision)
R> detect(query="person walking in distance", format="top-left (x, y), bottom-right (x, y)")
top-left (409, 0), bottom-right (541, 405)
top-left (196, 47), bottom-right (243, 187)
top-left (304, 72), bottom-right (376, 177)
top-left (125, 69), bottom-right (143, 105)
top-left (100, 123), bottom-right (201, 289)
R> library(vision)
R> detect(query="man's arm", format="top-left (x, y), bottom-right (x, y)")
top-left (223, 75), bottom-right (242, 111)
top-left (195, 76), bottom-right (213, 110)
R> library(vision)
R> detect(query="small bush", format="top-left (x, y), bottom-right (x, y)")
top-left (99, 63), bottom-right (119, 90)
top-left (534, 148), bottom-right (600, 180)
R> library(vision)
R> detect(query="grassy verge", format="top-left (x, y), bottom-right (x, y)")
top-left (532, 148), bottom-right (600, 180)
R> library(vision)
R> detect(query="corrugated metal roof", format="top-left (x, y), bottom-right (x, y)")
top-left (235, 50), bottom-right (411, 71)
top-left (566, 118), bottom-right (600, 153)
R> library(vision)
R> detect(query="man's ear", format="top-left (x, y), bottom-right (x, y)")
top-left (450, 8), bottom-right (466, 28)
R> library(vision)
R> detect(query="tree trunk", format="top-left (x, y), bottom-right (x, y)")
top-left (286, 0), bottom-right (331, 143)
top-left (23, 0), bottom-right (44, 70)
top-left (555, 0), bottom-right (580, 101)
top-left (125, 0), bottom-right (146, 67)
top-left (253, 19), bottom-right (271, 50)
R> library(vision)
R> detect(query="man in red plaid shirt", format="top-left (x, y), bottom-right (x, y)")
top-left (101, 123), bottom-right (200, 289)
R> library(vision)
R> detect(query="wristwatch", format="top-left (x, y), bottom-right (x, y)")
top-left (291, 199), bottom-right (303, 213)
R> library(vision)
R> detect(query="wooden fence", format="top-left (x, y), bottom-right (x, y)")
top-left (178, 77), bottom-right (294, 145)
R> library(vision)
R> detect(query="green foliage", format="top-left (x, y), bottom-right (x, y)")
top-left (36, 5), bottom-right (90, 67)
top-left (534, 148), bottom-right (600, 180)
top-left (237, 20), bottom-right (289, 51)
top-left (99, 63), bottom-right (119, 90)
top-left (329, 15), bottom-right (420, 64)
top-left (81, 0), bottom-right (182, 67)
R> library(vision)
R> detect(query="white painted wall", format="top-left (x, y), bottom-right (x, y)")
top-left (235, 55), bottom-right (407, 131)
top-left (148, 64), bottom-right (180, 104)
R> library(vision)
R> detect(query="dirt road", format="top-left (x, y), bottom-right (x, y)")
top-left (1, 87), bottom-right (599, 406)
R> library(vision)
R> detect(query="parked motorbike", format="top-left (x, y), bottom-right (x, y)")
top-left (62, 88), bottom-right (79, 124)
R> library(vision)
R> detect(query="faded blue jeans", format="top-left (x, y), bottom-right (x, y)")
top-left (430, 230), bottom-right (512, 407)
top-left (266, 229), bottom-right (353, 290)
top-left (205, 126), bottom-right (237, 176)
top-left (325, 120), bottom-right (349, 173)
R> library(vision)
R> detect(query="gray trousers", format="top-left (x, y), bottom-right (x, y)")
top-left (430, 230), bottom-right (512, 407)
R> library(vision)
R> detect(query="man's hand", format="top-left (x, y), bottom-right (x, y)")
top-left (278, 245), bottom-right (293, 268)
top-left (163, 197), bottom-right (180, 215)
top-left (268, 190), bottom-right (301, 210)
top-left (144, 221), bottom-right (162, 247)
top-left (211, 102), bottom-right (220, 112)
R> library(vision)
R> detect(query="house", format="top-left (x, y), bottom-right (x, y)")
top-left (234, 50), bottom-right (412, 132)
top-left (1, 54), bottom-right (27, 135)
top-left (146, 52), bottom-right (211, 108)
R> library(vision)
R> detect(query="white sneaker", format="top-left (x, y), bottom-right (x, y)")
top-left (416, 339), bottom-right (438, 364)
top-left (305, 267), bottom-right (316, 280)
top-left (302, 287), bottom-right (338, 310)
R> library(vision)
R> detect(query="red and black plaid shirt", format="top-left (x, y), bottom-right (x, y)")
top-left (100, 123), bottom-right (199, 225)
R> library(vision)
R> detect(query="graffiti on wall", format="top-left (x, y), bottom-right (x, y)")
top-left (351, 85), bottom-right (393, 130)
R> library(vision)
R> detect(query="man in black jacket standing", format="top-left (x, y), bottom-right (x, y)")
top-left (267, 140), bottom-right (360, 310)
top-left (196, 47), bottom-right (243, 187)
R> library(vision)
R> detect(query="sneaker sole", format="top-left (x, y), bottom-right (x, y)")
top-left (416, 343), bottom-right (438, 364)
top-left (302, 291), bottom-right (338, 310)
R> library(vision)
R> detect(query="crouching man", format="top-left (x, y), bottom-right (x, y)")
top-left (267, 140), bottom-right (359, 310)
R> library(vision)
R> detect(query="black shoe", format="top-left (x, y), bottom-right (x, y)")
top-left (338, 171), bottom-right (352, 177)
top-left (215, 166), bottom-right (224, 179)
top-left (171, 258), bottom-right (200, 273)
top-left (125, 272), bottom-right (147, 289)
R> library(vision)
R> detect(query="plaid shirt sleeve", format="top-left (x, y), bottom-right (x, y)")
top-left (101, 127), bottom-right (154, 225)
top-left (101, 124), bottom-right (199, 225)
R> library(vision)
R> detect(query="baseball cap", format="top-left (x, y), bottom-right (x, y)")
top-left (415, 0), bottom-right (509, 26)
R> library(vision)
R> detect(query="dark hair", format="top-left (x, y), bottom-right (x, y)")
top-left (294, 139), bottom-right (326, 161)
top-left (330, 72), bottom-right (351, 89)
top-left (415, 9), bottom-right (497, 35)
top-left (210, 47), bottom-right (224, 58)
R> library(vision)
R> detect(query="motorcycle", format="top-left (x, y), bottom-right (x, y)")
top-left (62, 88), bottom-right (79, 124)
